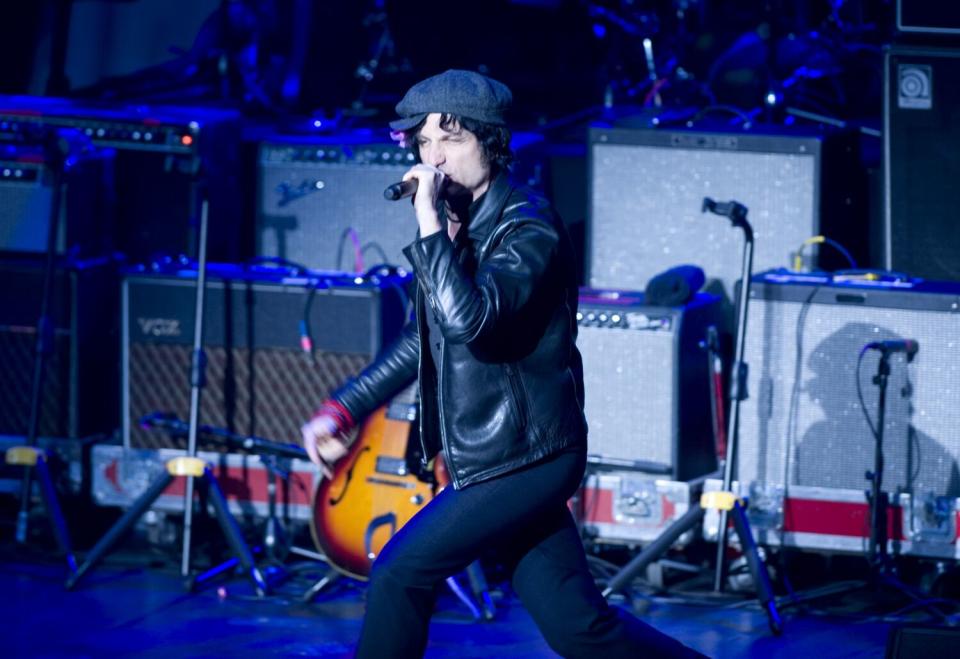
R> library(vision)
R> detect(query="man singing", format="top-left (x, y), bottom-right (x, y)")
top-left (302, 69), bottom-right (704, 658)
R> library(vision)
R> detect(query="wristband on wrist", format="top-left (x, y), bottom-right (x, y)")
top-left (313, 399), bottom-right (355, 434)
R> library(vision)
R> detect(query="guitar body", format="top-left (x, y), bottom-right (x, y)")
top-left (310, 400), bottom-right (436, 580)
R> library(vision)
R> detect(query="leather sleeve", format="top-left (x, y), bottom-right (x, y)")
top-left (402, 200), bottom-right (559, 346)
top-left (329, 317), bottom-right (419, 423)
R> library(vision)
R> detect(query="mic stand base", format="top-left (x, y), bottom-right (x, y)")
top-left (7, 446), bottom-right (77, 575)
top-left (66, 457), bottom-right (268, 597)
top-left (602, 493), bottom-right (783, 636)
top-left (788, 351), bottom-right (952, 624)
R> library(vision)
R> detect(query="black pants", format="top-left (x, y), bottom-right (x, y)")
top-left (355, 447), bottom-right (705, 658)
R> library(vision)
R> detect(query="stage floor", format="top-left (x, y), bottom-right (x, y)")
top-left (0, 543), bottom-right (920, 659)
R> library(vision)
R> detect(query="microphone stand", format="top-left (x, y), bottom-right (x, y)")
top-left (859, 345), bottom-right (950, 619)
top-left (706, 197), bottom-right (752, 589)
top-left (11, 127), bottom-right (79, 575)
top-left (144, 415), bottom-right (305, 582)
top-left (601, 198), bottom-right (782, 635)
top-left (703, 199), bottom-right (780, 633)
top-left (867, 349), bottom-right (893, 570)
top-left (67, 169), bottom-right (267, 596)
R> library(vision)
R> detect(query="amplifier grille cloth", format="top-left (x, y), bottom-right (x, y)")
top-left (738, 298), bottom-right (960, 497)
top-left (129, 344), bottom-right (369, 451)
top-left (258, 161), bottom-right (414, 272)
top-left (590, 144), bottom-right (816, 297)
top-left (579, 326), bottom-right (675, 466)
top-left (0, 329), bottom-right (69, 437)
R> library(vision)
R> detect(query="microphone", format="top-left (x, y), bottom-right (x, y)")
top-left (866, 339), bottom-right (919, 360)
top-left (384, 179), bottom-right (418, 201)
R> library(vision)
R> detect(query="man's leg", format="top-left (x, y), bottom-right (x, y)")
top-left (507, 507), bottom-right (707, 658)
top-left (355, 450), bottom-right (585, 657)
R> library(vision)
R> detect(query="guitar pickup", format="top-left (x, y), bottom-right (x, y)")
top-left (375, 455), bottom-right (408, 477)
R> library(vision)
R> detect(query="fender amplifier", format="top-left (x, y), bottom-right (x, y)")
top-left (577, 289), bottom-right (723, 481)
top-left (733, 272), bottom-right (960, 556)
top-left (587, 126), bottom-right (865, 302)
top-left (122, 264), bottom-right (409, 451)
top-left (256, 136), bottom-right (417, 272)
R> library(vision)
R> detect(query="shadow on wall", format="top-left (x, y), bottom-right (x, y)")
top-left (793, 322), bottom-right (960, 499)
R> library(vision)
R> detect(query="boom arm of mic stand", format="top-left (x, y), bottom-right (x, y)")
top-left (140, 414), bottom-right (310, 463)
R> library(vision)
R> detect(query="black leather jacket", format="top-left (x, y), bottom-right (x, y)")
top-left (331, 173), bottom-right (587, 489)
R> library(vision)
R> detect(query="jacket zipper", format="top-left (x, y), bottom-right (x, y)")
top-left (437, 326), bottom-right (455, 488)
top-left (420, 283), bottom-right (455, 488)
top-left (504, 363), bottom-right (529, 430)
top-left (415, 285), bottom-right (430, 474)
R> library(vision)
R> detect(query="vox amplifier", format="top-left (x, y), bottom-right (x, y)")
top-left (122, 263), bottom-right (409, 452)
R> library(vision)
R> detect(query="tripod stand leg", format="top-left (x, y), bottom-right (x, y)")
top-left (465, 560), bottom-right (495, 621)
top-left (301, 570), bottom-right (341, 602)
top-left (7, 447), bottom-right (77, 573)
top-left (33, 452), bottom-right (77, 574)
top-left (446, 574), bottom-right (484, 620)
top-left (201, 468), bottom-right (268, 597)
top-left (445, 561), bottom-right (496, 622)
top-left (728, 500), bottom-right (782, 635)
top-left (602, 506), bottom-right (706, 598)
top-left (65, 471), bottom-right (175, 590)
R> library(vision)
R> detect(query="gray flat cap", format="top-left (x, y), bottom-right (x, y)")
top-left (389, 69), bottom-right (512, 131)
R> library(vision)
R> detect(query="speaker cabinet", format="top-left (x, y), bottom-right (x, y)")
top-left (587, 127), bottom-right (865, 301)
top-left (577, 290), bottom-right (723, 481)
top-left (897, 1), bottom-right (960, 36)
top-left (737, 274), bottom-right (960, 500)
top-left (884, 46), bottom-right (960, 281)
top-left (256, 137), bottom-right (417, 272)
top-left (0, 256), bottom-right (118, 438)
top-left (886, 624), bottom-right (960, 659)
top-left (122, 265), bottom-right (408, 451)
top-left (0, 144), bottom-right (114, 256)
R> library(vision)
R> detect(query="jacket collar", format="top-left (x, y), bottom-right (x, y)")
top-left (465, 171), bottom-right (513, 241)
